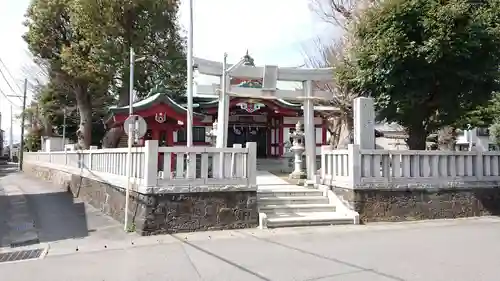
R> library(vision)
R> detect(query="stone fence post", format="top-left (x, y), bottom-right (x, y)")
top-left (347, 144), bottom-right (361, 189)
top-left (246, 142), bottom-right (257, 189)
top-left (143, 140), bottom-right (159, 190)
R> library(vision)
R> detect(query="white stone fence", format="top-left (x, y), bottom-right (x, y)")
top-left (321, 144), bottom-right (500, 189)
top-left (24, 140), bottom-right (257, 193)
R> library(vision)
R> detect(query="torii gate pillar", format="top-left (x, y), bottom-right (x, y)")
top-left (215, 75), bottom-right (230, 148)
top-left (303, 80), bottom-right (316, 183)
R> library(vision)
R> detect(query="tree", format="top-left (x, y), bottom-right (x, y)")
top-left (455, 92), bottom-right (500, 129)
top-left (70, 0), bottom-right (186, 102)
top-left (32, 78), bottom-right (111, 146)
top-left (23, 0), bottom-right (185, 149)
top-left (24, 129), bottom-right (42, 152)
top-left (24, 0), bottom-right (110, 149)
top-left (337, 0), bottom-right (500, 149)
top-left (69, 0), bottom-right (186, 147)
top-left (461, 92), bottom-right (500, 144)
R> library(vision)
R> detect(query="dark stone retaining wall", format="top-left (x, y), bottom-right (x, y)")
top-left (23, 163), bottom-right (258, 235)
top-left (333, 186), bottom-right (500, 223)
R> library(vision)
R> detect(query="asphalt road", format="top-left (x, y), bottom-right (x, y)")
top-left (1, 216), bottom-right (500, 280)
top-left (1, 167), bottom-right (500, 281)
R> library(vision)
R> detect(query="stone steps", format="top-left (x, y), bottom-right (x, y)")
top-left (259, 203), bottom-right (336, 214)
top-left (258, 196), bottom-right (328, 205)
top-left (258, 189), bottom-right (324, 198)
top-left (266, 212), bottom-right (354, 228)
top-left (257, 186), bottom-right (354, 229)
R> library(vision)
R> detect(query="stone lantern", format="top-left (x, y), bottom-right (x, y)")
top-left (289, 121), bottom-right (306, 180)
top-left (206, 120), bottom-right (218, 146)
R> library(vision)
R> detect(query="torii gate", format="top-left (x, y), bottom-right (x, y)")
top-left (193, 54), bottom-right (336, 184)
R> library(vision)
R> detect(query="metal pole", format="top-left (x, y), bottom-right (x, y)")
top-left (9, 104), bottom-right (13, 161)
top-left (19, 79), bottom-right (27, 171)
top-left (62, 108), bottom-right (66, 149)
top-left (129, 47), bottom-right (135, 116)
top-left (124, 47), bottom-right (135, 232)
top-left (186, 0), bottom-right (194, 147)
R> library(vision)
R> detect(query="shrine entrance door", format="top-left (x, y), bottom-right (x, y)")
top-left (228, 124), bottom-right (268, 158)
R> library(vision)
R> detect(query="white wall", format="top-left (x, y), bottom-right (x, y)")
top-left (456, 129), bottom-right (493, 151)
top-left (43, 137), bottom-right (70, 152)
top-left (375, 137), bottom-right (408, 150)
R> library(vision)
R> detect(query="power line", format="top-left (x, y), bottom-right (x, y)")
top-left (0, 58), bottom-right (23, 93)
top-left (0, 86), bottom-right (22, 109)
top-left (0, 58), bottom-right (24, 102)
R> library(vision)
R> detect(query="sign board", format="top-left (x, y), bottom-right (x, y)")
top-left (124, 115), bottom-right (147, 139)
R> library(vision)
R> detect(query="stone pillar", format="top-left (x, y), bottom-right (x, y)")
top-left (303, 80), bottom-right (316, 183)
top-left (353, 97), bottom-right (375, 149)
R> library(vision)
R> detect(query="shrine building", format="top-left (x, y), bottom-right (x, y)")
top-left (106, 54), bottom-right (329, 158)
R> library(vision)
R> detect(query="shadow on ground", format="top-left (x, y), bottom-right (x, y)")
top-left (26, 191), bottom-right (89, 243)
top-left (0, 164), bottom-right (91, 247)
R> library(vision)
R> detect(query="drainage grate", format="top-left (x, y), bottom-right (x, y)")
top-left (0, 248), bottom-right (44, 263)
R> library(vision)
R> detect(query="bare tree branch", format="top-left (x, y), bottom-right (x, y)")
top-left (302, 36), bottom-right (359, 148)
top-left (309, 0), bottom-right (380, 30)
top-left (304, 0), bottom-right (381, 148)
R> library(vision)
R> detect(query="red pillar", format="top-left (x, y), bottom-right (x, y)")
top-left (166, 124), bottom-right (174, 146)
top-left (278, 116), bottom-right (284, 157)
top-left (267, 118), bottom-right (272, 158)
top-left (322, 120), bottom-right (327, 145)
top-left (150, 124), bottom-right (162, 171)
top-left (166, 124), bottom-right (175, 171)
top-left (152, 127), bottom-right (160, 142)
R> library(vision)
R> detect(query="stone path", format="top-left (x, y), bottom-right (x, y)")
top-left (256, 170), bottom-right (305, 191)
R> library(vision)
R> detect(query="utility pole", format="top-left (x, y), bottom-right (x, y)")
top-left (124, 47), bottom-right (135, 232)
top-left (19, 79), bottom-right (27, 171)
top-left (9, 104), bottom-right (13, 161)
top-left (62, 108), bottom-right (67, 148)
top-left (186, 0), bottom-right (194, 147)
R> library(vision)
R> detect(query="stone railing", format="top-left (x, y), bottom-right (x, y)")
top-left (24, 140), bottom-right (257, 193)
top-left (155, 142), bottom-right (257, 192)
top-left (321, 144), bottom-right (500, 188)
top-left (25, 147), bottom-right (145, 180)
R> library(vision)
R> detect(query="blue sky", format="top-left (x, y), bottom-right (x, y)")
top-left (0, 0), bottom-right (331, 143)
